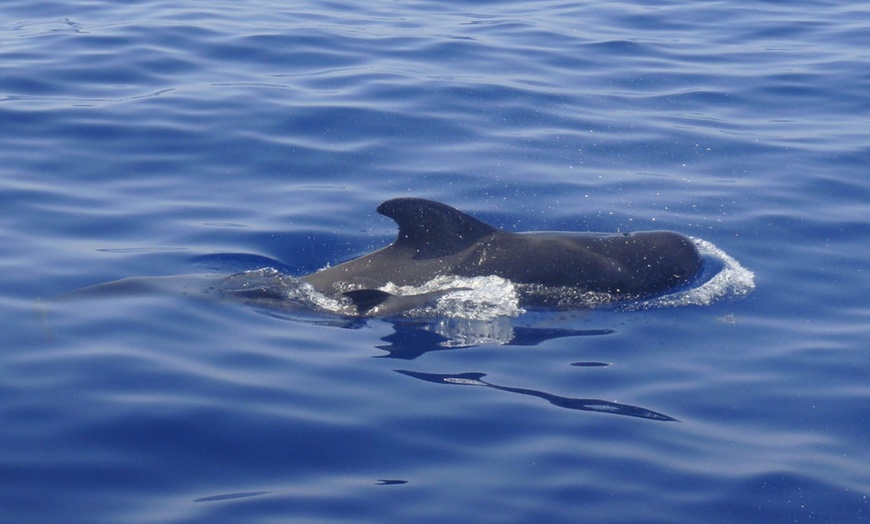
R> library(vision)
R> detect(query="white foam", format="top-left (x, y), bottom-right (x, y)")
top-left (383, 275), bottom-right (525, 321)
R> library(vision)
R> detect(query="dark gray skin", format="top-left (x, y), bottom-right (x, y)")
top-left (302, 198), bottom-right (703, 311)
top-left (65, 198), bottom-right (703, 318)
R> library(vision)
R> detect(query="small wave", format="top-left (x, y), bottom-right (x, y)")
top-left (628, 237), bottom-right (756, 310)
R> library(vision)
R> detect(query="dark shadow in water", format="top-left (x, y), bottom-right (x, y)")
top-left (375, 320), bottom-right (614, 359)
top-left (375, 479), bottom-right (408, 486)
top-left (395, 370), bottom-right (677, 422)
top-left (374, 321), bottom-right (450, 359)
top-left (511, 327), bottom-right (615, 344)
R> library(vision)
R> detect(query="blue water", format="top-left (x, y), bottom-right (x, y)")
top-left (2, 0), bottom-right (869, 522)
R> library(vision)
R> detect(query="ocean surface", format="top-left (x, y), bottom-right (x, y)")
top-left (2, 0), bottom-right (869, 522)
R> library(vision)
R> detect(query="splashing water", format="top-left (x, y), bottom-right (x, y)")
top-left (384, 275), bottom-right (525, 321)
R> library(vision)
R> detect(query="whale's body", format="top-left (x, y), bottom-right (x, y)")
top-left (66, 198), bottom-right (704, 318)
top-left (301, 198), bottom-right (703, 314)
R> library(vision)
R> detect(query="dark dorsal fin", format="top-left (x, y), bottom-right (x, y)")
top-left (342, 289), bottom-right (392, 315)
top-left (377, 198), bottom-right (498, 258)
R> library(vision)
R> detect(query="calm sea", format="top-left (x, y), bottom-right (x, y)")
top-left (2, 0), bottom-right (869, 522)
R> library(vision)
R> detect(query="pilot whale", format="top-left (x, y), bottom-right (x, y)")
top-left (301, 198), bottom-right (703, 315)
top-left (65, 198), bottom-right (704, 318)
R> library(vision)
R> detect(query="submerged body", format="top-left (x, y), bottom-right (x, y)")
top-left (302, 198), bottom-right (703, 313)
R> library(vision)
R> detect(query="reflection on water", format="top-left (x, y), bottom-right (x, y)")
top-left (395, 370), bottom-right (677, 422)
top-left (376, 318), bottom-right (613, 359)
top-left (193, 491), bottom-right (271, 503)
